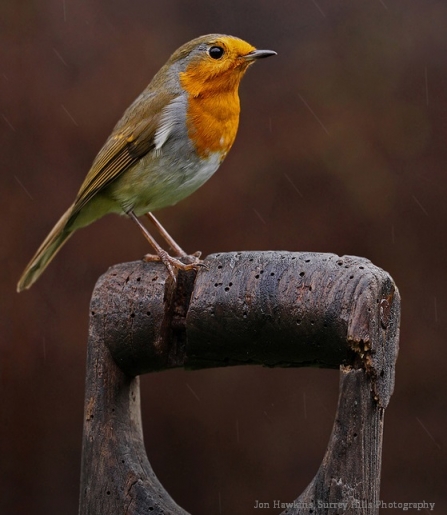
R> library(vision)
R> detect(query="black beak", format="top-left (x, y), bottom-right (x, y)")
top-left (243, 49), bottom-right (277, 61)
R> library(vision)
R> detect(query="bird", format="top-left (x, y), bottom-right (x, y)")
top-left (17, 34), bottom-right (276, 292)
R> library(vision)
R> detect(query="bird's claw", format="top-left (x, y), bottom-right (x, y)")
top-left (143, 251), bottom-right (206, 279)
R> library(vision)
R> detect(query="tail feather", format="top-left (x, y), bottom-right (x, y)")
top-left (17, 204), bottom-right (75, 292)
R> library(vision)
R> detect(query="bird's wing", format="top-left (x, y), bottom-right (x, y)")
top-left (69, 90), bottom-right (178, 220)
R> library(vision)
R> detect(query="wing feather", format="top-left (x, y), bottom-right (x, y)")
top-left (154, 96), bottom-right (187, 149)
top-left (68, 91), bottom-right (178, 221)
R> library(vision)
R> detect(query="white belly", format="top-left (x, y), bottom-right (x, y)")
top-left (108, 149), bottom-right (223, 216)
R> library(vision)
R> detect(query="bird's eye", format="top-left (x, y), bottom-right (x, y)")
top-left (208, 46), bottom-right (225, 59)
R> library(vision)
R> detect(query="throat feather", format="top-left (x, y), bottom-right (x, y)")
top-left (184, 91), bottom-right (240, 159)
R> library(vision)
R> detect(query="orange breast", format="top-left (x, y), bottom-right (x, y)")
top-left (183, 89), bottom-right (240, 160)
top-left (180, 56), bottom-right (249, 160)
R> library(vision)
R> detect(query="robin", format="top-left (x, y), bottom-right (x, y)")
top-left (17, 34), bottom-right (276, 291)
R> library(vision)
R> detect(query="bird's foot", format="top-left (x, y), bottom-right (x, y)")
top-left (143, 250), bottom-right (206, 280)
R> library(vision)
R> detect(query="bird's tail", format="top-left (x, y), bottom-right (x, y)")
top-left (17, 204), bottom-right (76, 292)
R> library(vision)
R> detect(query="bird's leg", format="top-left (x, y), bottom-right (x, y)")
top-left (145, 212), bottom-right (202, 260)
top-left (128, 211), bottom-right (202, 280)
top-left (144, 212), bottom-right (187, 256)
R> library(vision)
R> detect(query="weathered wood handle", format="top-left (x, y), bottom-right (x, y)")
top-left (79, 251), bottom-right (400, 515)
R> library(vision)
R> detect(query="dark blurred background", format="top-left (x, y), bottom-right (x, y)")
top-left (2, 0), bottom-right (446, 513)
